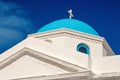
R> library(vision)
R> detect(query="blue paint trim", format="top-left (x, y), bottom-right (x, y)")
top-left (77, 43), bottom-right (90, 55)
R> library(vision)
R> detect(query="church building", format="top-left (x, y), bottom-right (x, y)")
top-left (0, 11), bottom-right (120, 80)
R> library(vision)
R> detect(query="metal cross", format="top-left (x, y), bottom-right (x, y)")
top-left (68, 9), bottom-right (74, 19)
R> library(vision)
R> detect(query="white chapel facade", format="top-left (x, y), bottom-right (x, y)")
top-left (0, 14), bottom-right (120, 80)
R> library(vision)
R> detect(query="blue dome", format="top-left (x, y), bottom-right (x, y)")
top-left (37, 19), bottom-right (99, 36)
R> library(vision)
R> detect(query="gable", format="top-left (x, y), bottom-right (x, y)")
top-left (0, 48), bottom-right (87, 80)
top-left (0, 55), bottom-right (68, 79)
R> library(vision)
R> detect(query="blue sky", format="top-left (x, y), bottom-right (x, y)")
top-left (0, 0), bottom-right (120, 55)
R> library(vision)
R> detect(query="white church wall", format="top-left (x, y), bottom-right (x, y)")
top-left (63, 36), bottom-right (103, 57)
top-left (31, 32), bottom-right (118, 74)
top-left (26, 37), bottom-right (89, 69)
top-left (92, 55), bottom-right (120, 74)
top-left (46, 35), bottom-right (104, 70)
top-left (0, 55), bottom-right (68, 80)
top-left (49, 36), bottom-right (66, 48)
top-left (88, 40), bottom-right (103, 73)
top-left (103, 47), bottom-right (108, 56)
top-left (48, 35), bottom-right (103, 56)
top-left (103, 39), bottom-right (115, 56)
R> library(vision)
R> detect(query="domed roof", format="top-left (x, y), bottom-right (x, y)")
top-left (37, 19), bottom-right (99, 36)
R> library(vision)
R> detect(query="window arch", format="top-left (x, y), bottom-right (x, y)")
top-left (77, 43), bottom-right (90, 55)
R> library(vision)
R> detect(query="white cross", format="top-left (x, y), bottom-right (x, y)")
top-left (68, 9), bottom-right (74, 19)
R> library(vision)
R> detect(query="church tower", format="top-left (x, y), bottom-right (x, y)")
top-left (0, 13), bottom-right (120, 80)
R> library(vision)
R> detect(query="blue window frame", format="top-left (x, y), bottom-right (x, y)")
top-left (77, 43), bottom-right (90, 55)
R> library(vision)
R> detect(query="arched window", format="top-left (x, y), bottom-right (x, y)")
top-left (77, 43), bottom-right (90, 55)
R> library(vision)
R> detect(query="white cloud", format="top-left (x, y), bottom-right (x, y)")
top-left (0, 1), bottom-right (36, 53)
top-left (0, 15), bottom-right (35, 34)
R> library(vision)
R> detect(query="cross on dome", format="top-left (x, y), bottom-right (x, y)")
top-left (68, 9), bottom-right (74, 19)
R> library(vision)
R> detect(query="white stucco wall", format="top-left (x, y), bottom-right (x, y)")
top-left (34, 31), bottom-right (105, 72)
top-left (103, 47), bottom-right (107, 56)
top-left (27, 37), bottom-right (89, 69)
top-left (92, 55), bottom-right (120, 74)
top-left (0, 55), bottom-right (68, 80)
top-left (48, 35), bottom-right (104, 70)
